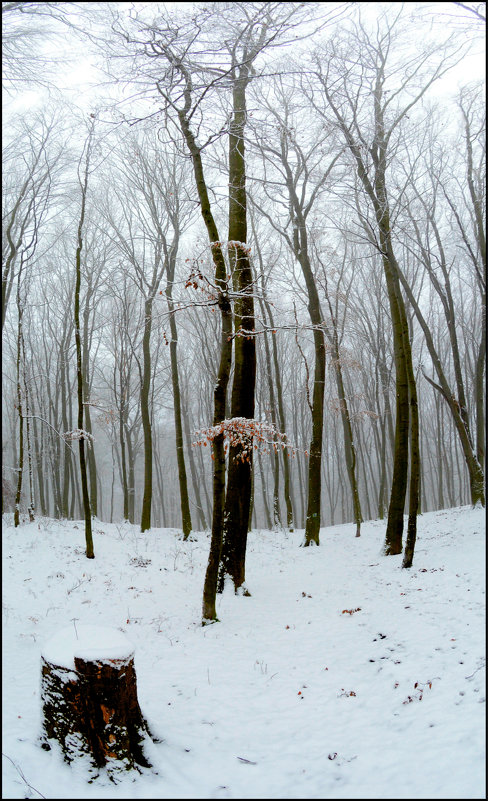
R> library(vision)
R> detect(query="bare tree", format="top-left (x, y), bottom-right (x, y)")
top-left (307, 8), bottom-right (468, 562)
top-left (249, 75), bottom-right (363, 541)
top-left (393, 95), bottom-right (485, 507)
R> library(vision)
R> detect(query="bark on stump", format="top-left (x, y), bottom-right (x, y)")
top-left (40, 625), bottom-right (153, 779)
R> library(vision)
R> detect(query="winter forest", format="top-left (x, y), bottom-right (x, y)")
top-left (3, 0), bottom-right (485, 600)
top-left (2, 2), bottom-right (486, 797)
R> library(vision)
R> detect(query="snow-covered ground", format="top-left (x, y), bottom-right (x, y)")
top-left (2, 506), bottom-right (485, 799)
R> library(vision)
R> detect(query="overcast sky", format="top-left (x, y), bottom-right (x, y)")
top-left (3, 0), bottom-right (485, 122)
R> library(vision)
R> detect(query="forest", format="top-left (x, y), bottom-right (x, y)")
top-left (2, 1), bottom-right (486, 619)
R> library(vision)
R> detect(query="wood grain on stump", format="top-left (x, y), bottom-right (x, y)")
top-left (40, 625), bottom-right (153, 778)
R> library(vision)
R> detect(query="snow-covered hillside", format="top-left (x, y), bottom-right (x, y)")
top-left (2, 506), bottom-right (485, 799)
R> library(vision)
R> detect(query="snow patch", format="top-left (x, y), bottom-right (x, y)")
top-left (41, 624), bottom-right (134, 669)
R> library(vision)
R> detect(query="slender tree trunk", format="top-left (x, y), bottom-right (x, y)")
top-left (331, 340), bottom-right (362, 536)
top-left (402, 343), bottom-right (420, 568)
top-left (74, 128), bottom-right (94, 559)
top-left (23, 366), bottom-right (35, 521)
top-left (83, 294), bottom-right (97, 517)
top-left (60, 337), bottom-right (71, 518)
top-left (166, 253), bottom-right (192, 539)
top-left (257, 448), bottom-right (272, 530)
top-left (259, 321), bottom-right (281, 528)
top-left (281, 158), bottom-right (326, 545)
top-left (140, 297), bottom-right (153, 533)
top-left (270, 316), bottom-right (294, 530)
top-left (396, 270), bottom-right (485, 506)
top-left (323, 74), bottom-right (419, 554)
top-left (14, 302), bottom-right (24, 528)
top-left (475, 303), bottom-right (485, 470)
top-left (252, 221), bottom-right (294, 530)
top-left (32, 414), bottom-right (47, 516)
top-left (181, 390), bottom-right (208, 530)
top-left (119, 402), bottom-right (129, 520)
top-left (126, 430), bottom-right (136, 524)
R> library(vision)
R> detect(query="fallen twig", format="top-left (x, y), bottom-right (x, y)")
top-left (2, 752), bottom-right (46, 799)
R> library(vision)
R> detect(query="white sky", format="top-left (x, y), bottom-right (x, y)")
top-left (3, 1), bottom-right (485, 117)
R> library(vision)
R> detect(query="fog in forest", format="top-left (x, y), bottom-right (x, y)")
top-left (3, 1), bottom-right (485, 584)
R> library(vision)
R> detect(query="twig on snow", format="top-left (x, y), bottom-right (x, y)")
top-left (2, 752), bottom-right (46, 799)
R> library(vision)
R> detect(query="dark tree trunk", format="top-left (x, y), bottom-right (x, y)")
top-left (127, 430), bottom-right (136, 524)
top-left (252, 219), bottom-right (294, 529)
top-left (257, 448), bottom-right (272, 530)
top-left (60, 337), bottom-right (71, 519)
top-left (13, 301), bottom-right (24, 528)
top-left (402, 338), bottom-right (420, 568)
top-left (302, 323), bottom-right (326, 546)
top-left (219, 66), bottom-right (256, 591)
top-left (330, 335), bottom-right (362, 537)
top-left (166, 252), bottom-right (192, 540)
top-left (32, 414), bottom-right (47, 516)
top-left (280, 144), bottom-right (326, 546)
top-left (173, 82), bottom-right (232, 622)
top-left (380, 243), bottom-right (410, 555)
top-left (322, 72), bottom-right (420, 555)
top-left (181, 392), bottom-right (208, 530)
top-left (74, 127), bottom-right (94, 559)
top-left (140, 297), bottom-right (153, 533)
top-left (83, 286), bottom-right (98, 518)
top-left (119, 398), bottom-right (129, 521)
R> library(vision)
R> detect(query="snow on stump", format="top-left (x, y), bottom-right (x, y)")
top-left (40, 624), bottom-right (153, 779)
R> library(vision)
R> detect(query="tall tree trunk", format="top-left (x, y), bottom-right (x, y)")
top-left (140, 297), bottom-right (153, 533)
top-left (32, 414), bottom-right (47, 516)
top-left (166, 253), bottom-right (192, 540)
top-left (82, 289), bottom-right (98, 517)
top-left (330, 336), bottom-right (362, 536)
top-left (251, 220), bottom-right (294, 530)
top-left (402, 341), bottom-right (420, 568)
top-left (380, 239), bottom-right (411, 555)
top-left (173, 81), bottom-right (233, 622)
top-left (181, 389), bottom-right (208, 530)
top-left (22, 362), bottom-right (35, 521)
top-left (84, 386), bottom-right (97, 517)
top-left (74, 126), bottom-right (94, 559)
top-left (396, 270), bottom-right (485, 507)
top-left (322, 72), bottom-right (420, 555)
top-left (13, 299), bottom-right (24, 528)
top-left (126, 428), bottom-right (136, 524)
top-left (257, 448), bottom-right (272, 530)
top-left (61, 341), bottom-right (72, 519)
top-left (475, 316), bottom-right (485, 469)
top-left (219, 66), bottom-right (256, 590)
top-left (280, 148), bottom-right (326, 546)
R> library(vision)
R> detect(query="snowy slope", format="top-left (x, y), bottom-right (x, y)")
top-left (2, 506), bottom-right (485, 799)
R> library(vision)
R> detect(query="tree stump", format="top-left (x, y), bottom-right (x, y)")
top-left (40, 624), bottom-right (154, 779)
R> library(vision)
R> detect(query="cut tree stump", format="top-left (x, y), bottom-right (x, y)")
top-left (40, 624), bottom-right (154, 779)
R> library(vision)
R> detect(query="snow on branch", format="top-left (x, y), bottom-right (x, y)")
top-left (192, 417), bottom-right (305, 462)
top-left (210, 240), bottom-right (252, 255)
top-left (63, 429), bottom-right (94, 444)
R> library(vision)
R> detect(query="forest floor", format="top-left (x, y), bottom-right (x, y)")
top-left (2, 505), bottom-right (485, 799)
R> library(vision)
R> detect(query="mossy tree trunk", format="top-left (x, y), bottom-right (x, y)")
top-left (169, 68), bottom-right (233, 622)
top-left (219, 64), bottom-right (256, 590)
